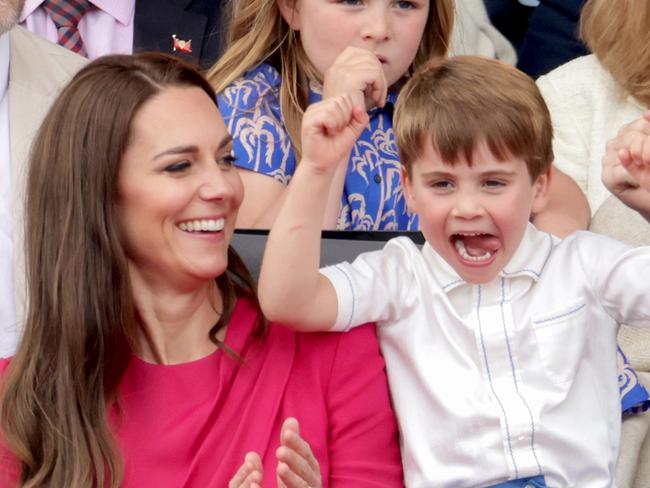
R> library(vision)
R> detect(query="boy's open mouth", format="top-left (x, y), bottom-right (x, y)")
top-left (451, 232), bottom-right (500, 263)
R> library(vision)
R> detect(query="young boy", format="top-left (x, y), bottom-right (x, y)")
top-left (258, 56), bottom-right (650, 487)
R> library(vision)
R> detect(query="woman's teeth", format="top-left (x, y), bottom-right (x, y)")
top-left (454, 238), bottom-right (493, 262)
top-left (178, 218), bottom-right (225, 232)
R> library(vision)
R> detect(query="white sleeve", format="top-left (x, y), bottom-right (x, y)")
top-left (319, 238), bottom-right (416, 332)
top-left (576, 233), bottom-right (650, 327)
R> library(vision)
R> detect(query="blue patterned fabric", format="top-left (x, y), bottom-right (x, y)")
top-left (218, 63), bottom-right (418, 230)
top-left (618, 346), bottom-right (650, 415)
top-left (488, 475), bottom-right (547, 487)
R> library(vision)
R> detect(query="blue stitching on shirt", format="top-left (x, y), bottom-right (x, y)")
top-left (333, 264), bottom-right (356, 330)
top-left (533, 303), bottom-right (586, 325)
top-left (443, 278), bottom-right (464, 291)
top-left (502, 232), bottom-right (555, 278)
top-left (476, 285), bottom-right (519, 478)
top-left (499, 278), bottom-right (543, 475)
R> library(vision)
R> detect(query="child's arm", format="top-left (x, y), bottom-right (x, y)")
top-left (258, 94), bottom-right (369, 331)
top-left (319, 47), bottom-right (387, 229)
top-left (233, 48), bottom-right (386, 230)
top-left (602, 111), bottom-right (650, 222)
top-left (531, 167), bottom-right (591, 237)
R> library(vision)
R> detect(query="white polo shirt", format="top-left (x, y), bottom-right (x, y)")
top-left (320, 224), bottom-right (650, 487)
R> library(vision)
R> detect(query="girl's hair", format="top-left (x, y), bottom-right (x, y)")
top-left (580, 0), bottom-right (650, 106)
top-left (207, 0), bottom-right (454, 160)
top-left (0, 53), bottom-right (265, 487)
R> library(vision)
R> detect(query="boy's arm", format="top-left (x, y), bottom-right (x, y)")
top-left (532, 167), bottom-right (591, 237)
top-left (258, 94), bottom-right (369, 331)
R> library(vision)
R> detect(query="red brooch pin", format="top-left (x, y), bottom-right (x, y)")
top-left (172, 34), bottom-right (193, 54)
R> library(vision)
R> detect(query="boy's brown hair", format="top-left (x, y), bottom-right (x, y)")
top-left (394, 56), bottom-right (553, 181)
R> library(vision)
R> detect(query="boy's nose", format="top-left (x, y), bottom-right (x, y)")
top-left (451, 194), bottom-right (485, 219)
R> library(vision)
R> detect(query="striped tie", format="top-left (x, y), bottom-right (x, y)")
top-left (42, 0), bottom-right (92, 55)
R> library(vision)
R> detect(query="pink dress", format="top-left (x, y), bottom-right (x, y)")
top-left (0, 299), bottom-right (403, 487)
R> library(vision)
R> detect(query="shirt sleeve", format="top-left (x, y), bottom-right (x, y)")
top-left (217, 68), bottom-right (297, 186)
top-left (326, 324), bottom-right (404, 487)
top-left (319, 238), bottom-right (416, 332)
top-left (576, 233), bottom-right (650, 327)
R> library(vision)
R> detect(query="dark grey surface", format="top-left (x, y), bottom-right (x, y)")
top-left (232, 230), bottom-right (424, 280)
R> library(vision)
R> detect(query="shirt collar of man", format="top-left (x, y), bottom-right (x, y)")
top-left (20, 0), bottom-right (135, 25)
top-left (423, 222), bottom-right (557, 293)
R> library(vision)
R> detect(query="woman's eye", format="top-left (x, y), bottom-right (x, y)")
top-left (164, 161), bottom-right (191, 173)
top-left (217, 154), bottom-right (237, 170)
top-left (339, 0), bottom-right (362, 5)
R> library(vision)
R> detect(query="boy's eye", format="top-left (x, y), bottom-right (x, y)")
top-left (339, 0), bottom-right (363, 5)
top-left (164, 160), bottom-right (191, 173)
top-left (430, 180), bottom-right (453, 190)
top-left (217, 154), bottom-right (237, 170)
top-left (484, 179), bottom-right (506, 188)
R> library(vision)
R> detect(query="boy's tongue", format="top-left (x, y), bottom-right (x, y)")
top-left (459, 234), bottom-right (500, 257)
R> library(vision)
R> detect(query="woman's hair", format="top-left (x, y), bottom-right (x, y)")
top-left (580, 0), bottom-right (650, 106)
top-left (0, 53), bottom-right (264, 487)
top-left (207, 0), bottom-right (454, 160)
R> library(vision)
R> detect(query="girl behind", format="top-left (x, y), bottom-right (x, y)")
top-left (208, 0), bottom-right (454, 230)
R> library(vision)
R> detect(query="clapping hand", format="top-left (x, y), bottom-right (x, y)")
top-left (229, 452), bottom-right (264, 488)
top-left (276, 418), bottom-right (322, 488)
top-left (229, 418), bottom-right (322, 488)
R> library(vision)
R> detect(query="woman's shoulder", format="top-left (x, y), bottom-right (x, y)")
top-left (281, 323), bottom-right (384, 382)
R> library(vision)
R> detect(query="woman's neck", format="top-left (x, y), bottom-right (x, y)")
top-left (129, 270), bottom-right (226, 365)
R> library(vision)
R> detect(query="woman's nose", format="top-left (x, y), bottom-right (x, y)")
top-left (197, 166), bottom-right (236, 201)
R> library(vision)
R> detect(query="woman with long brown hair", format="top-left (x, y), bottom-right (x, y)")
top-left (0, 53), bottom-right (402, 488)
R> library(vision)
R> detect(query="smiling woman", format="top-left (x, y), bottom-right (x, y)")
top-left (0, 53), bottom-right (402, 488)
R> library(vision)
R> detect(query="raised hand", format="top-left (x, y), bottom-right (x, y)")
top-left (229, 452), bottom-right (264, 488)
top-left (323, 46), bottom-right (388, 111)
top-left (276, 418), bottom-right (322, 488)
top-left (300, 93), bottom-right (369, 175)
top-left (602, 111), bottom-right (650, 212)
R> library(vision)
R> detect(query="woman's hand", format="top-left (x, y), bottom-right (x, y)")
top-left (229, 452), bottom-right (264, 488)
top-left (323, 46), bottom-right (387, 111)
top-left (276, 418), bottom-right (322, 488)
top-left (602, 111), bottom-right (650, 218)
top-left (300, 94), bottom-right (369, 175)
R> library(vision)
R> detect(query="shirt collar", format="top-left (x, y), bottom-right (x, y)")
top-left (0, 33), bottom-right (9, 101)
top-left (21, 0), bottom-right (135, 25)
top-left (423, 222), bottom-right (558, 293)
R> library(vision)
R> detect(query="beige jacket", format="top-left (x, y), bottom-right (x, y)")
top-left (8, 26), bottom-right (86, 348)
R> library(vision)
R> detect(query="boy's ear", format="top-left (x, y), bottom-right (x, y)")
top-left (401, 166), bottom-right (418, 214)
top-left (531, 166), bottom-right (552, 214)
top-left (277, 0), bottom-right (301, 30)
